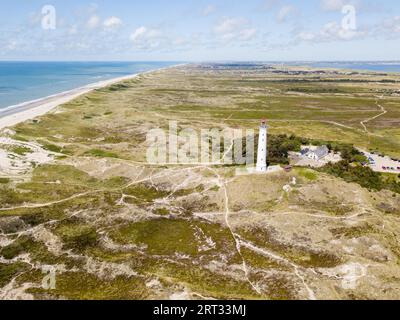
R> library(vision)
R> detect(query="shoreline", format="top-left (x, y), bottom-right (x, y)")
top-left (0, 64), bottom-right (184, 130)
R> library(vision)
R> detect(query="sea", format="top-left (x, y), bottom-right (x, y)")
top-left (0, 61), bottom-right (179, 109)
top-left (286, 61), bottom-right (400, 73)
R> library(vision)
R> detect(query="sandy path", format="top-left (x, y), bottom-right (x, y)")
top-left (360, 96), bottom-right (387, 134)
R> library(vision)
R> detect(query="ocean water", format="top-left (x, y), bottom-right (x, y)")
top-left (0, 61), bottom-right (178, 109)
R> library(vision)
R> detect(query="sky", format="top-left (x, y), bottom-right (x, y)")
top-left (0, 0), bottom-right (399, 61)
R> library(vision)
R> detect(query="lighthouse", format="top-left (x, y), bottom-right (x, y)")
top-left (256, 120), bottom-right (268, 172)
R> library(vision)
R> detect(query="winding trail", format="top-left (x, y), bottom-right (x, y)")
top-left (360, 96), bottom-right (387, 134)
top-left (206, 166), bottom-right (317, 299)
top-left (0, 165), bottom-right (204, 212)
top-left (207, 167), bottom-right (261, 295)
top-left (239, 239), bottom-right (317, 300)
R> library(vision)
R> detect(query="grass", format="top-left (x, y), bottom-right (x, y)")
top-left (54, 222), bottom-right (99, 252)
top-left (0, 235), bottom-right (71, 266)
top-left (26, 272), bottom-right (148, 300)
top-left (0, 187), bottom-right (24, 207)
top-left (153, 260), bottom-right (263, 299)
top-left (111, 218), bottom-right (200, 256)
top-left (110, 217), bottom-right (237, 258)
top-left (0, 178), bottom-right (10, 184)
top-left (11, 145), bottom-right (31, 155)
top-left (296, 168), bottom-right (318, 181)
top-left (124, 184), bottom-right (169, 204)
top-left (330, 223), bottom-right (377, 239)
top-left (153, 208), bottom-right (170, 216)
top-left (0, 262), bottom-right (29, 288)
top-left (0, 164), bottom-right (129, 210)
top-left (84, 149), bottom-right (120, 159)
top-left (38, 142), bottom-right (67, 154)
top-left (238, 226), bottom-right (343, 268)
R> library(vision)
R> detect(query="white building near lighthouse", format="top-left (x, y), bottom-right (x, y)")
top-left (256, 120), bottom-right (268, 172)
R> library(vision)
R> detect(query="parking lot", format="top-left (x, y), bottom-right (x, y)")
top-left (362, 150), bottom-right (400, 174)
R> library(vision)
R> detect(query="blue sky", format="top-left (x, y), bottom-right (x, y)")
top-left (0, 0), bottom-right (399, 61)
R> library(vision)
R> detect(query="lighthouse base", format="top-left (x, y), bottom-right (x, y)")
top-left (236, 165), bottom-right (283, 176)
top-left (256, 165), bottom-right (267, 172)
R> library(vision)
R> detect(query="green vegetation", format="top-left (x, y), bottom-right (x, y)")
top-left (153, 208), bottom-right (170, 216)
top-left (0, 262), bottom-right (29, 287)
top-left (111, 218), bottom-right (236, 258)
top-left (0, 178), bottom-right (10, 184)
top-left (111, 218), bottom-right (200, 256)
top-left (11, 145), bottom-right (31, 155)
top-left (27, 272), bottom-right (148, 300)
top-left (330, 223), bottom-right (377, 239)
top-left (39, 142), bottom-right (65, 154)
top-left (54, 221), bottom-right (99, 252)
top-left (321, 161), bottom-right (400, 194)
top-left (0, 164), bottom-right (129, 208)
top-left (84, 149), bottom-right (120, 158)
top-left (124, 184), bottom-right (169, 204)
top-left (101, 83), bottom-right (132, 92)
top-left (154, 261), bottom-right (262, 300)
top-left (296, 168), bottom-right (318, 181)
top-left (238, 226), bottom-right (342, 269)
top-left (0, 187), bottom-right (24, 207)
top-left (0, 235), bottom-right (63, 265)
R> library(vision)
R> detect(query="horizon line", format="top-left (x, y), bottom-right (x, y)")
top-left (1, 60), bottom-right (400, 63)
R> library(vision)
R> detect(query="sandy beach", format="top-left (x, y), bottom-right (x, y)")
top-left (0, 64), bottom-right (182, 130)
top-left (0, 73), bottom-right (144, 130)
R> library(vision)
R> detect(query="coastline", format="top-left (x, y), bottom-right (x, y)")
top-left (0, 64), bottom-right (183, 130)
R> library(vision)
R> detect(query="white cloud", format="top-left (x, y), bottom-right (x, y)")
top-left (297, 32), bottom-right (316, 41)
top-left (296, 21), bottom-right (366, 43)
top-left (203, 5), bottom-right (216, 16)
top-left (320, 0), bottom-right (360, 12)
top-left (131, 26), bottom-right (148, 41)
top-left (262, 0), bottom-right (281, 11)
top-left (68, 25), bottom-right (78, 35)
top-left (214, 17), bottom-right (257, 43)
top-left (87, 15), bottom-right (100, 29)
top-left (103, 16), bottom-right (122, 30)
top-left (130, 26), bottom-right (166, 50)
top-left (239, 28), bottom-right (258, 41)
top-left (131, 26), bottom-right (162, 42)
top-left (6, 40), bottom-right (18, 50)
top-left (173, 37), bottom-right (187, 45)
top-left (380, 16), bottom-right (400, 36)
top-left (214, 17), bottom-right (247, 34)
top-left (320, 21), bottom-right (365, 40)
top-left (321, 0), bottom-right (346, 11)
top-left (277, 5), bottom-right (296, 22)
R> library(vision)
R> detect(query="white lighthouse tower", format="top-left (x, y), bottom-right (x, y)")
top-left (256, 120), bottom-right (268, 172)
